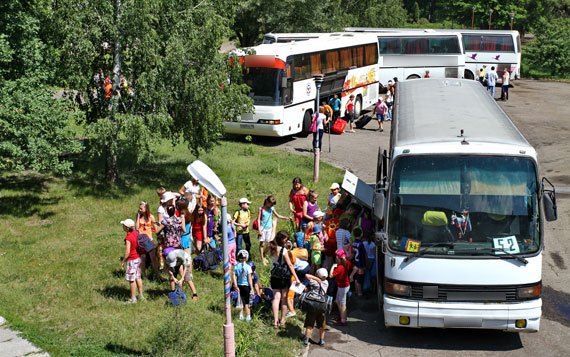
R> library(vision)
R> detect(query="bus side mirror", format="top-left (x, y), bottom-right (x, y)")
top-left (374, 190), bottom-right (385, 220)
top-left (542, 177), bottom-right (557, 222)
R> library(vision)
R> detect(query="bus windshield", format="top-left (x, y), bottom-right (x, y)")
top-left (244, 67), bottom-right (284, 106)
top-left (387, 156), bottom-right (540, 256)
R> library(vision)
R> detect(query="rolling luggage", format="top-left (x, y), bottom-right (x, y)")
top-left (331, 119), bottom-right (346, 134)
top-left (355, 115), bottom-right (372, 129)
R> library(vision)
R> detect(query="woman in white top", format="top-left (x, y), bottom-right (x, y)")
top-left (179, 177), bottom-right (204, 212)
top-left (312, 106), bottom-right (330, 151)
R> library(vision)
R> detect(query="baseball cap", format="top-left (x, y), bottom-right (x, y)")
top-left (329, 183), bottom-right (340, 190)
top-left (237, 250), bottom-right (249, 261)
top-left (313, 210), bottom-right (324, 219)
top-left (316, 268), bottom-right (328, 279)
top-left (161, 191), bottom-right (176, 203)
top-left (335, 249), bottom-right (347, 259)
top-left (120, 218), bottom-right (135, 228)
top-left (239, 198), bottom-right (251, 204)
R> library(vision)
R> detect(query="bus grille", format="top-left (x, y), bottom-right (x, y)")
top-left (410, 284), bottom-right (519, 302)
top-left (444, 67), bottom-right (459, 78)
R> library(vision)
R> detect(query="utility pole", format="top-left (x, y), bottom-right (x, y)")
top-left (509, 13), bottom-right (515, 30)
top-left (313, 74), bottom-right (324, 183)
top-left (472, 7), bottom-right (475, 29)
top-left (489, 9), bottom-right (494, 30)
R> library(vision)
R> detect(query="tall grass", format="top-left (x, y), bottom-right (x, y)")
top-left (0, 139), bottom-right (343, 356)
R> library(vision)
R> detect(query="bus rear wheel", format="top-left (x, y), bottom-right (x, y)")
top-left (354, 96), bottom-right (362, 119)
top-left (464, 70), bottom-right (475, 80)
top-left (406, 74), bottom-right (421, 80)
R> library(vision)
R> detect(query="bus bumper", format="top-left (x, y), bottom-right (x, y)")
top-left (384, 296), bottom-right (541, 332)
top-left (224, 121), bottom-right (285, 137)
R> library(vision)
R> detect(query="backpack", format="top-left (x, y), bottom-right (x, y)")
top-left (136, 232), bottom-right (156, 255)
top-left (168, 286), bottom-right (187, 306)
top-left (193, 245), bottom-right (222, 271)
top-left (270, 247), bottom-right (291, 280)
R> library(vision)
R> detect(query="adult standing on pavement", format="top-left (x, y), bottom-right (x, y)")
top-left (485, 66), bottom-right (498, 98)
top-left (313, 107), bottom-right (329, 151)
top-left (501, 68), bottom-right (510, 101)
top-left (372, 97), bottom-right (388, 132)
top-left (328, 94), bottom-right (341, 124)
top-left (479, 65), bottom-right (486, 85)
top-left (344, 94), bottom-right (356, 133)
top-left (385, 85), bottom-right (394, 120)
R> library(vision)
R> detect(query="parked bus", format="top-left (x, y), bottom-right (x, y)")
top-left (460, 30), bottom-right (521, 81)
top-left (343, 78), bottom-right (558, 332)
top-left (262, 33), bottom-right (321, 44)
top-left (345, 28), bottom-right (465, 87)
top-left (226, 33), bottom-right (380, 137)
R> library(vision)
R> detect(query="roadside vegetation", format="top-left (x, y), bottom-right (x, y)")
top-left (0, 139), bottom-right (343, 356)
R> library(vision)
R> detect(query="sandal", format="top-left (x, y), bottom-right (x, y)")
top-left (273, 322), bottom-right (279, 328)
top-left (279, 320), bottom-right (286, 327)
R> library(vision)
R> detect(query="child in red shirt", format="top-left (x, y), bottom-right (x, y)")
top-left (330, 249), bottom-right (357, 325)
top-left (120, 219), bottom-right (144, 304)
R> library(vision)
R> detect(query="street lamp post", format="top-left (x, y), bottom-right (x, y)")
top-left (187, 161), bottom-right (234, 357)
top-left (509, 13), bottom-right (515, 30)
top-left (313, 74), bottom-right (324, 183)
top-left (472, 7), bottom-right (475, 29)
top-left (489, 9), bottom-right (494, 30)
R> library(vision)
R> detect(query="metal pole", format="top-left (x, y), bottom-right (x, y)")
top-left (489, 9), bottom-right (493, 30)
top-left (313, 75), bottom-right (324, 183)
top-left (221, 197), bottom-right (235, 357)
top-left (328, 120), bottom-right (331, 153)
top-left (509, 13), bottom-right (515, 30)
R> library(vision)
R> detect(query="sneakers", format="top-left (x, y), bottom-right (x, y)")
top-left (246, 315), bottom-right (252, 322)
top-left (286, 311), bottom-right (296, 318)
top-left (124, 297), bottom-right (137, 304)
top-left (318, 339), bottom-right (326, 347)
top-left (239, 314), bottom-right (244, 321)
top-left (303, 337), bottom-right (310, 346)
top-left (137, 294), bottom-right (145, 301)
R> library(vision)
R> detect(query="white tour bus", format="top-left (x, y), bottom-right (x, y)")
top-left (346, 28), bottom-right (465, 87)
top-left (460, 30), bottom-right (522, 81)
top-left (262, 33), bottom-right (321, 44)
top-left (226, 33), bottom-right (380, 137)
top-left (343, 79), bottom-right (558, 332)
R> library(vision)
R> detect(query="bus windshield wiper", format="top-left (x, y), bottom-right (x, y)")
top-left (403, 242), bottom-right (455, 262)
top-left (472, 247), bottom-right (528, 265)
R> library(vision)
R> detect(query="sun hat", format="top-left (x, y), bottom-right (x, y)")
top-left (120, 218), bottom-right (135, 228)
top-left (312, 224), bottom-right (322, 234)
top-left (329, 183), bottom-right (340, 190)
top-left (313, 210), bottom-right (324, 219)
top-left (316, 268), bottom-right (328, 279)
top-left (161, 191), bottom-right (176, 203)
top-left (239, 198), bottom-right (251, 204)
top-left (335, 249), bottom-right (347, 259)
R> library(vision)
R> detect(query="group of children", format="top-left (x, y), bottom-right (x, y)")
top-left (118, 175), bottom-right (377, 347)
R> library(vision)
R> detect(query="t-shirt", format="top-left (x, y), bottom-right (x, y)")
top-left (234, 262), bottom-right (252, 286)
top-left (336, 229), bottom-right (352, 251)
top-left (234, 209), bottom-right (251, 234)
top-left (161, 216), bottom-right (183, 248)
top-left (227, 223), bottom-right (236, 244)
top-left (316, 113), bottom-right (326, 130)
top-left (374, 102), bottom-right (388, 115)
top-left (252, 272), bottom-right (259, 285)
top-left (352, 240), bottom-right (367, 269)
top-left (386, 91), bottom-right (393, 104)
top-left (259, 206), bottom-right (274, 231)
top-left (503, 72), bottom-right (510, 86)
top-left (329, 97), bottom-right (341, 112)
top-left (125, 230), bottom-right (139, 260)
top-left (157, 205), bottom-right (169, 219)
top-left (363, 241), bottom-right (376, 259)
top-left (332, 261), bottom-right (353, 288)
top-left (308, 278), bottom-right (329, 294)
top-left (294, 257), bottom-right (310, 271)
top-left (485, 71), bottom-right (498, 86)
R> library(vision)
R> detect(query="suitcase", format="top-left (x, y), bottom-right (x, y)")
top-left (332, 119), bottom-right (347, 134)
top-left (355, 115), bottom-right (372, 129)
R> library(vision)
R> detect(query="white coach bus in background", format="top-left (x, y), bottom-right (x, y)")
top-left (460, 30), bottom-right (522, 81)
top-left (343, 78), bottom-right (558, 332)
top-left (226, 33), bottom-right (380, 137)
top-left (346, 28), bottom-right (465, 88)
top-left (262, 33), bottom-right (321, 44)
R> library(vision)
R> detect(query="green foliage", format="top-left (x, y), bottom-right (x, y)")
top-left (412, 2), bottom-right (421, 23)
top-left (0, 79), bottom-right (83, 175)
top-left (524, 17), bottom-right (570, 77)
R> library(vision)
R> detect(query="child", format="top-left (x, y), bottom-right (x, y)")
top-left (335, 219), bottom-right (352, 256)
top-left (310, 224), bottom-right (325, 274)
top-left (135, 201), bottom-right (162, 280)
top-left (289, 177), bottom-right (309, 232)
top-left (301, 190), bottom-right (319, 231)
top-left (206, 195), bottom-right (219, 248)
top-left (176, 199), bottom-right (192, 254)
top-left (256, 195), bottom-right (292, 265)
top-left (340, 203), bottom-right (360, 231)
top-left (363, 232), bottom-right (377, 293)
top-left (249, 262), bottom-right (262, 297)
top-left (285, 241), bottom-right (298, 318)
top-left (156, 187), bottom-right (180, 222)
top-left (191, 202), bottom-right (207, 253)
top-left (326, 183), bottom-right (341, 221)
top-left (303, 268), bottom-right (329, 347)
top-left (155, 205), bottom-right (185, 250)
top-left (330, 249), bottom-right (356, 326)
top-left (233, 250), bottom-right (254, 321)
top-left (120, 219), bottom-right (144, 304)
top-left (165, 248), bottom-right (198, 300)
top-left (224, 213), bottom-right (237, 267)
top-left (351, 227), bottom-right (367, 297)
top-left (233, 198), bottom-right (252, 256)
top-left (304, 221), bottom-right (314, 252)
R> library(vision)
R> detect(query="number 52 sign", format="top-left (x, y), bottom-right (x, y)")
top-left (493, 236), bottom-right (520, 254)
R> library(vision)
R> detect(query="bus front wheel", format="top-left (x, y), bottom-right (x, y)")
top-left (301, 110), bottom-right (313, 137)
top-left (406, 74), bottom-right (421, 80)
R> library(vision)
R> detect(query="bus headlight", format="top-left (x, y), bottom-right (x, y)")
top-left (517, 283), bottom-right (541, 299)
top-left (385, 281), bottom-right (411, 297)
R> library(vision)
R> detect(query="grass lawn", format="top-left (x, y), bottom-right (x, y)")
top-left (0, 139), bottom-right (344, 356)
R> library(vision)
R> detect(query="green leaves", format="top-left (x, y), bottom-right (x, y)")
top-left (525, 17), bottom-right (570, 77)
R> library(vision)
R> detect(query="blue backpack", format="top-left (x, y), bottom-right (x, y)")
top-left (168, 286), bottom-right (187, 306)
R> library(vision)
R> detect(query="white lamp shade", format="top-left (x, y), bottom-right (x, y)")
top-left (187, 160), bottom-right (227, 198)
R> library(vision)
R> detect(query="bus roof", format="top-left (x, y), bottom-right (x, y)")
top-left (393, 79), bottom-right (531, 151)
top-left (245, 32), bottom-right (379, 60)
top-left (345, 28), bottom-right (463, 36)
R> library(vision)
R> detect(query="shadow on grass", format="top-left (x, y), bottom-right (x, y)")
top-left (0, 194), bottom-right (61, 218)
top-left (104, 343), bottom-right (145, 356)
top-left (100, 285), bottom-right (130, 300)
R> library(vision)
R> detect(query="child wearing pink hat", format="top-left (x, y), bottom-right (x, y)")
top-left (330, 249), bottom-right (357, 325)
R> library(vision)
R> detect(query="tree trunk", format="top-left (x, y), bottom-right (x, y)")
top-left (105, 0), bottom-right (123, 182)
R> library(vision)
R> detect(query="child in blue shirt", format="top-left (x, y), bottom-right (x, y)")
top-left (233, 250), bottom-right (254, 321)
top-left (351, 226), bottom-right (367, 297)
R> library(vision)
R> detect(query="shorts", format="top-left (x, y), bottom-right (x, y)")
top-left (304, 311), bottom-right (326, 329)
top-left (238, 285), bottom-right (251, 306)
top-left (346, 111), bottom-right (355, 122)
top-left (376, 114), bottom-right (385, 122)
top-left (184, 268), bottom-right (193, 282)
top-left (258, 228), bottom-right (272, 242)
top-left (228, 242), bottom-right (237, 265)
top-left (355, 272), bottom-right (365, 285)
top-left (336, 286), bottom-right (349, 305)
top-left (125, 258), bottom-right (141, 282)
top-left (271, 277), bottom-right (290, 290)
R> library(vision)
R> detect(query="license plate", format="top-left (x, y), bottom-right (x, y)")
top-left (240, 124), bottom-right (254, 129)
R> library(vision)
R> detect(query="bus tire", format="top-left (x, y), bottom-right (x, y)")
top-left (406, 74), bottom-right (421, 80)
top-left (376, 248), bottom-right (385, 310)
top-left (300, 110), bottom-right (313, 137)
top-left (464, 70), bottom-right (475, 80)
top-left (354, 96), bottom-right (362, 119)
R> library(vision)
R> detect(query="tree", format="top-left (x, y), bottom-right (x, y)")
top-left (525, 17), bottom-right (570, 76)
top-left (413, 2), bottom-right (421, 23)
top-left (0, 1), bottom-right (82, 175)
top-left (54, 0), bottom-right (252, 181)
